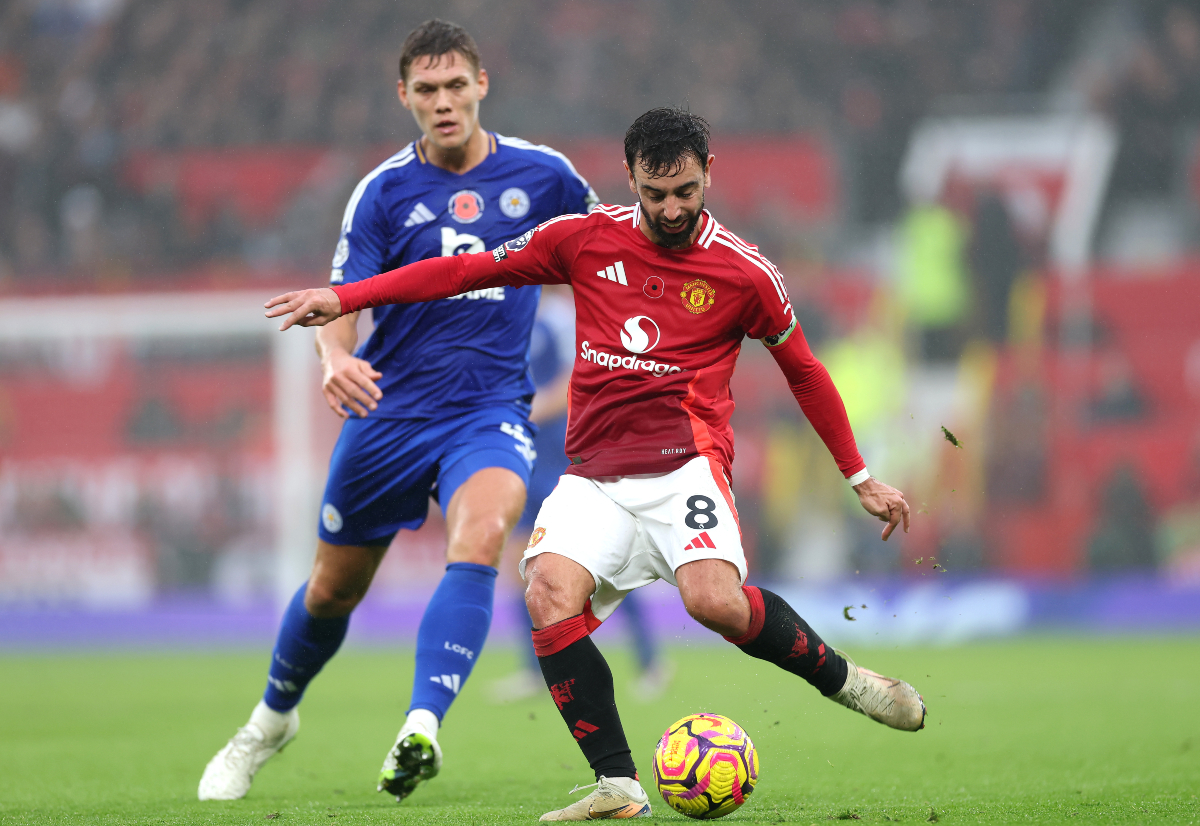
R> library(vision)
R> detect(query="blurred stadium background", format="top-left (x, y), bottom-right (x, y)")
top-left (2, 0), bottom-right (1199, 649)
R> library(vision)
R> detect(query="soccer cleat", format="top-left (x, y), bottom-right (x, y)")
top-left (829, 655), bottom-right (926, 731)
top-left (198, 708), bottom-right (299, 800)
top-left (378, 728), bottom-right (442, 802)
top-left (539, 776), bottom-right (652, 821)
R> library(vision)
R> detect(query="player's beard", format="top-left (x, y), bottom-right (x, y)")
top-left (640, 197), bottom-right (705, 249)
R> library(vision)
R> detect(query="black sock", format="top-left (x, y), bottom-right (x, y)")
top-left (533, 614), bottom-right (636, 780)
top-left (725, 585), bottom-right (848, 696)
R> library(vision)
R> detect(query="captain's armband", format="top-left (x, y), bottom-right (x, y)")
top-left (762, 316), bottom-right (798, 348)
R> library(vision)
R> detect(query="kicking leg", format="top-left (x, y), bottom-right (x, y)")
top-left (199, 541), bottom-right (386, 800)
top-left (676, 559), bottom-right (925, 732)
top-left (379, 466), bottom-right (525, 801)
top-left (525, 552), bottom-right (651, 821)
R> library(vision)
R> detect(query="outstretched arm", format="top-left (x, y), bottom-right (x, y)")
top-left (266, 220), bottom-right (575, 330)
top-left (767, 324), bottom-right (910, 540)
top-left (265, 254), bottom-right (498, 330)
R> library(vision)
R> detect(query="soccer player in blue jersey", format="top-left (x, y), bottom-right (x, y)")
top-left (199, 19), bottom-right (597, 802)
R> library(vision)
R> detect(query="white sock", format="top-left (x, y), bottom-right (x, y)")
top-left (404, 708), bottom-right (440, 740)
top-left (249, 700), bottom-right (292, 741)
top-left (604, 776), bottom-right (646, 799)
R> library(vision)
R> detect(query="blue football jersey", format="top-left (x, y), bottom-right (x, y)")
top-left (331, 132), bottom-right (597, 417)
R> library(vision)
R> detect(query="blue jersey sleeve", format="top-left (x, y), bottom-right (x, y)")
top-left (331, 176), bottom-right (390, 286)
top-left (560, 160), bottom-right (599, 216)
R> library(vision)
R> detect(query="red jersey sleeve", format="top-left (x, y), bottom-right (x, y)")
top-left (332, 215), bottom-right (581, 313)
top-left (732, 251), bottom-right (866, 479)
top-left (769, 329), bottom-right (866, 478)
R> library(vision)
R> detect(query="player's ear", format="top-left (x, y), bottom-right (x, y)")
top-left (703, 154), bottom-right (715, 189)
top-left (624, 160), bottom-right (637, 195)
top-left (397, 79), bottom-right (412, 111)
top-left (475, 67), bottom-right (489, 101)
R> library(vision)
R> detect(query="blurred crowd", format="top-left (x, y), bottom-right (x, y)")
top-left (2, 0), bottom-right (1200, 602)
top-left (0, 0), bottom-right (1087, 282)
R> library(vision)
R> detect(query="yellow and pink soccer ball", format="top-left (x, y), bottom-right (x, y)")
top-left (652, 713), bottom-right (758, 819)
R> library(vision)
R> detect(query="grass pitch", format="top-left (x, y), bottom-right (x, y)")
top-left (1, 637), bottom-right (1197, 824)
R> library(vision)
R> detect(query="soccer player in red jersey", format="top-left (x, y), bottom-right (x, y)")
top-left (267, 108), bottom-right (925, 821)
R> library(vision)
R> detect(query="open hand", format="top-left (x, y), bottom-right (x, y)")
top-left (853, 476), bottom-right (910, 541)
top-left (322, 350), bottom-right (383, 418)
top-left (265, 288), bottom-right (343, 330)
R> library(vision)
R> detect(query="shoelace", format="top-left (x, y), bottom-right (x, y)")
top-left (569, 781), bottom-right (600, 795)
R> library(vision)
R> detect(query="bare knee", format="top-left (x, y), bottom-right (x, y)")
top-left (524, 573), bottom-right (578, 628)
top-left (445, 468), bottom-right (527, 567)
top-left (304, 577), bottom-right (366, 617)
top-left (305, 542), bottom-right (384, 618)
top-left (446, 512), bottom-right (511, 567)
top-left (523, 555), bottom-right (593, 628)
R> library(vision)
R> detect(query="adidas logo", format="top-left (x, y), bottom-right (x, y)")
top-left (596, 261), bottom-right (628, 285)
top-left (573, 719), bottom-right (598, 740)
top-left (683, 531), bottom-right (717, 551)
top-left (430, 673), bottom-right (462, 694)
top-left (404, 202), bottom-right (437, 226)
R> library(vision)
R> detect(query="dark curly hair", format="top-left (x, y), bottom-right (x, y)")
top-left (399, 19), bottom-right (481, 81)
top-left (624, 107), bottom-right (711, 178)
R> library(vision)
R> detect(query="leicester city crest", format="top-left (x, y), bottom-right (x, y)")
top-left (499, 187), bottom-right (531, 219)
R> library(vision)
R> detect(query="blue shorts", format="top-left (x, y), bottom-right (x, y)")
top-left (318, 404), bottom-right (537, 547)
top-left (518, 413), bottom-right (569, 529)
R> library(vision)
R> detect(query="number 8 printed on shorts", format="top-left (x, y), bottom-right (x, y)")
top-left (685, 495), bottom-right (718, 530)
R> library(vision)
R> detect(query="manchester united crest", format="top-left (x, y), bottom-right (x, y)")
top-left (680, 278), bottom-right (716, 314)
top-left (527, 527), bottom-right (546, 548)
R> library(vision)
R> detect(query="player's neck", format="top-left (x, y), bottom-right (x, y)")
top-left (420, 125), bottom-right (489, 175)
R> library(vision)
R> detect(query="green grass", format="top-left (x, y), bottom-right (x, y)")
top-left (1, 638), bottom-right (1198, 824)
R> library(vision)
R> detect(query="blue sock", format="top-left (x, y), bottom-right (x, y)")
top-left (262, 583), bottom-right (350, 712)
top-left (409, 562), bottom-right (498, 722)
top-left (621, 589), bottom-right (658, 671)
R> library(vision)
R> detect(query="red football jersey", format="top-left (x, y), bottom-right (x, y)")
top-left (334, 204), bottom-right (865, 480)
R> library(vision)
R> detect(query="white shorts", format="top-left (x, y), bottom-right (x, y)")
top-left (519, 455), bottom-right (746, 623)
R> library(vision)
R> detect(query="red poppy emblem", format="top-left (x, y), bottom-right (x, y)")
top-left (643, 275), bottom-right (665, 299)
top-left (448, 190), bottom-right (484, 224)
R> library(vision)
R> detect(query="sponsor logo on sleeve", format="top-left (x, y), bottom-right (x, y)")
top-left (499, 187), bottom-right (531, 218)
top-left (505, 229), bottom-right (534, 252)
top-left (493, 228), bottom-right (534, 262)
top-left (763, 316), bottom-right (798, 348)
top-left (331, 236), bottom-right (349, 267)
top-left (448, 189), bottom-right (485, 224)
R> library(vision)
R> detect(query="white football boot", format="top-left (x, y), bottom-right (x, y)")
top-left (539, 776), bottom-right (652, 821)
top-left (198, 701), bottom-right (299, 800)
top-left (378, 709), bottom-right (442, 802)
top-left (829, 655), bottom-right (926, 731)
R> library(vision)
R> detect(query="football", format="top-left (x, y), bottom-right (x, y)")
top-left (652, 713), bottom-right (758, 819)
